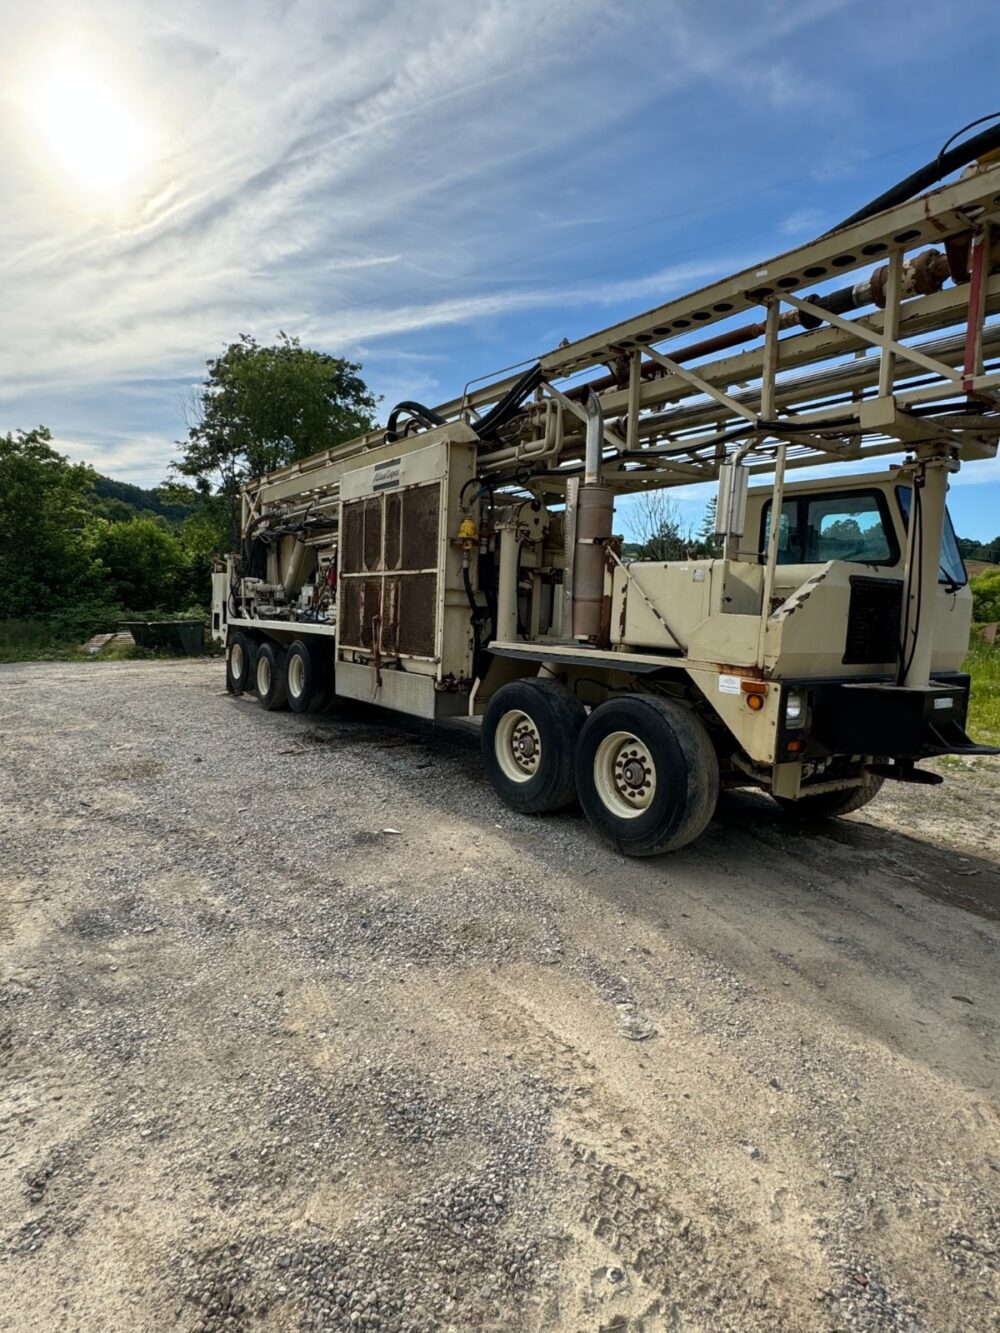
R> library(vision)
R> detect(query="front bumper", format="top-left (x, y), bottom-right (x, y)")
top-left (776, 673), bottom-right (999, 761)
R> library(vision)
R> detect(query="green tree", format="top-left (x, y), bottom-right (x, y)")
top-left (958, 534), bottom-right (1000, 562)
top-left (92, 518), bottom-right (190, 611)
top-left (696, 495), bottom-right (720, 557)
top-left (173, 332), bottom-right (379, 536)
top-left (0, 427), bottom-right (102, 618)
top-left (971, 568), bottom-right (1000, 623)
top-left (632, 489), bottom-right (690, 561)
top-left (91, 496), bottom-right (138, 523)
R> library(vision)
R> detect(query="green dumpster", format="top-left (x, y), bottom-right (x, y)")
top-left (119, 620), bottom-right (205, 655)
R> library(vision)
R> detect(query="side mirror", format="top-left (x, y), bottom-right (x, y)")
top-left (715, 461), bottom-right (749, 538)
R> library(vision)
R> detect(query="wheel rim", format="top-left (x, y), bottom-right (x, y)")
top-left (230, 641), bottom-right (244, 679)
top-left (287, 653), bottom-right (306, 700)
top-left (494, 709), bottom-right (542, 784)
top-left (257, 655), bottom-right (271, 695)
top-left (593, 730), bottom-right (657, 819)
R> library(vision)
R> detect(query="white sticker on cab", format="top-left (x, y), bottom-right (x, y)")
top-left (719, 674), bottom-right (741, 695)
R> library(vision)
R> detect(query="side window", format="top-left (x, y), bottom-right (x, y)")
top-left (809, 493), bottom-right (893, 564)
top-left (896, 486), bottom-right (968, 586)
top-left (762, 500), bottom-right (800, 563)
top-left (760, 490), bottom-right (897, 566)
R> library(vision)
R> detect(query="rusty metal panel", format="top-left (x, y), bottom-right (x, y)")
top-left (384, 491), bottom-right (402, 570)
top-left (397, 572), bottom-right (437, 656)
top-left (339, 478), bottom-right (442, 660)
top-left (339, 576), bottom-right (383, 649)
top-left (360, 578), bottom-right (381, 648)
top-left (363, 496), bottom-right (383, 572)
top-left (341, 499), bottom-right (364, 575)
top-left (401, 484), bottom-right (440, 571)
top-left (381, 576), bottom-right (400, 656)
top-left (340, 576), bottom-right (363, 646)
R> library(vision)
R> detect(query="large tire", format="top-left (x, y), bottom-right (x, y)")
top-left (226, 632), bottom-right (254, 694)
top-left (481, 679), bottom-right (586, 814)
top-left (774, 773), bottom-right (884, 820)
top-left (255, 640), bottom-right (288, 711)
top-left (576, 695), bottom-right (719, 856)
top-left (285, 639), bottom-right (330, 714)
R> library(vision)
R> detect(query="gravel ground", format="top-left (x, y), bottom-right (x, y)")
top-left (1, 659), bottom-right (999, 1333)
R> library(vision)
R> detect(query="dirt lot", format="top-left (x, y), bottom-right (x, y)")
top-left (1, 659), bottom-right (998, 1333)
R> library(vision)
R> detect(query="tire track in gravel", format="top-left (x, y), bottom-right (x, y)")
top-left (1, 660), bottom-right (998, 1332)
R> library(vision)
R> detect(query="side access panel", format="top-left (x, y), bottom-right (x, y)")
top-left (334, 434), bottom-right (477, 720)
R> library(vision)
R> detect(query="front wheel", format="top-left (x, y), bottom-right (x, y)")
top-left (576, 695), bottom-right (719, 856)
top-left (774, 773), bottom-right (884, 820)
top-left (481, 679), bottom-right (586, 814)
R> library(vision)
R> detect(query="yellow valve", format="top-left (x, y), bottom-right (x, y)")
top-left (457, 516), bottom-right (478, 550)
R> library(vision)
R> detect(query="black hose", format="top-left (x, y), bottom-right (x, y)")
top-left (462, 559), bottom-right (497, 680)
top-left (384, 365), bottom-right (542, 447)
top-left (472, 363), bottom-right (544, 441)
top-left (832, 119), bottom-right (1000, 231)
top-left (384, 400), bottom-right (446, 443)
top-left (460, 476), bottom-right (495, 517)
top-left (754, 415), bottom-right (856, 433)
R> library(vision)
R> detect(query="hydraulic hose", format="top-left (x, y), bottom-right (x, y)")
top-left (832, 118), bottom-right (1000, 231)
top-left (383, 364), bottom-right (542, 445)
top-left (471, 363), bottom-right (544, 441)
top-left (384, 400), bottom-right (447, 443)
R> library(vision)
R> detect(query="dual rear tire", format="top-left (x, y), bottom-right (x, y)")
top-left (226, 634), bottom-right (330, 713)
top-left (255, 640), bottom-right (289, 710)
top-left (226, 631), bottom-right (254, 694)
top-left (284, 639), bottom-right (329, 713)
top-left (481, 679), bottom-right (585, 814)
top-left (482, 683), bottom-right (719, 856)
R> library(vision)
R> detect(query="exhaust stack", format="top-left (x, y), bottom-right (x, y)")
top-left (571, 389), bottom-right (614, 641)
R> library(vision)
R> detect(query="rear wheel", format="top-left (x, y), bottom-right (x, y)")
top-left (226, 632), bottom-right (254, 694)
top-left (255, 640), bottom-right (288, 710)
top-left (774, 773), bottom-right (884, 820)
top-left (576, 695), bottom-right (719, 856)
top-left (286, 639), bottom-right (329, 713)
top-left (481, 679), bottom-right (586, 814)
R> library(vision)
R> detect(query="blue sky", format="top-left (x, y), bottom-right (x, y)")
top-left (3, 0), bottom-right (1000, 542)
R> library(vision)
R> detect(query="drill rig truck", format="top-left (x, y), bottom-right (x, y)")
top-left (213, 129), bottom-right (1000, 855)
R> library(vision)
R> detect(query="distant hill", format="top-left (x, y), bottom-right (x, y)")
top-left (89, 474), bottom-right (195, 526)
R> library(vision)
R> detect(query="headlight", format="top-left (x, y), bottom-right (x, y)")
top-left (784, 689), bottom-right (807, 728)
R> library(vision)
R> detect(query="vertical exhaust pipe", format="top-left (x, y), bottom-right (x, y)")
top-left (583, 386), bottom-right (604, 484)
top-left (572, 389), bottom-right (614, 641)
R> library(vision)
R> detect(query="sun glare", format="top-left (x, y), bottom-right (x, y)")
top-left (25, 48), bottom-right (151, 200)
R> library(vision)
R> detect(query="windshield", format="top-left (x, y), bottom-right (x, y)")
top-left (761, 489), bottom-right (898, 566)
top-left (895, 486), bottom-right (968, 587)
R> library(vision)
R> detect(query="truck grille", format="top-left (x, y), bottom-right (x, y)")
top-left (843, 575), bottom-right (903, 665)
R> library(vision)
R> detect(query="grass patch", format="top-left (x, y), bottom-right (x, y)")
top-left (965, 632), bottom-right (1000, 744)
top-left (0, 619), bottom-right (88, 663)
top-left (0, 610), bottom-right (215, 664)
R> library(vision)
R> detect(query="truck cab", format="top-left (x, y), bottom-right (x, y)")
top-left (744, 468), bottom-right (972, 679)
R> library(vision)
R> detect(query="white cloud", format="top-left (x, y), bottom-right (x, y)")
top-left (0, 0), bottom-right (961, 492)
top-left (51, 431), bottom-right (176, 481)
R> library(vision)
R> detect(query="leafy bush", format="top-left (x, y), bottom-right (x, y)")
top-left (965, 631), bottom-right (1000, 742)
top-left (92, 517), bottom-right (191, 611)
top-left (0, 601), bottom-right (121, 662)
top-left (0, 428), bottom-right (105, 619)
top-left (971, 568), bottom-right (1000, 624)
